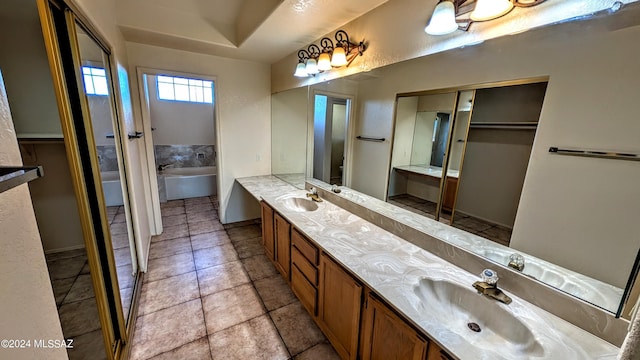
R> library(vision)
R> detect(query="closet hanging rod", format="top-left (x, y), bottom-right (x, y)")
top-left (549, 147), bottom-right (640, 162)
top-left (469, 124), bottom-right (537, 130)
top-left (356, 136), bottom-right (385, 142)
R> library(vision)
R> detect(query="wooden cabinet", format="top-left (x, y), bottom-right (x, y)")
top-left (291, 229), bottom-right (319, 316)
top-left (260, 201), bottom-right (275, 261)
top-left (361, 292), bottom-right (428, 360)
top-left (427, 342), bottom-right (454, 360)
top-left (318, 254), bottom-right (363, 360)
top-left (274, 213), bottom-right (291, 281)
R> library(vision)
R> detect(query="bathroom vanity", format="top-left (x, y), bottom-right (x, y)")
top-left (237, 175), bottom-right (619, 360)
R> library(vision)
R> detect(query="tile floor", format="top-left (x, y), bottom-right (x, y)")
top-left (45, 249), bottom-right (106, 360)
top-left (388, 194), bottom-right (512, 246)
top-left (45, 204), bottom-right (138, 360)
top-left (130, 196), bottom-right (340, 360)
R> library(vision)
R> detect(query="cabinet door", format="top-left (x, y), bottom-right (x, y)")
top-left (318, 254), bottom-right (362, 360)
top-left (261, 202), bottom-right (275, 261)
top-left (361, 294), bottom-right (427, 360)
top-left (274, 213), bottom-right (291, 281)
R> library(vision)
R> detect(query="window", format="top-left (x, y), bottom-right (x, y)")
top-left (82, 66), bottom-right (109, 95)
top-left (156, 75), bottom-right (213, 104)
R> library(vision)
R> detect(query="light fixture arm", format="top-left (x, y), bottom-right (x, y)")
top-left (307, 44), bottom-right (321, 60)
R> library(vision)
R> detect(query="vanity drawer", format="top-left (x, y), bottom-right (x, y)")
top-left (292, 246), bottom-right (318, 286)
top-left (291, 263), bottom-right (317, 316)
top-left (292, 229), bottom-right (319, 265)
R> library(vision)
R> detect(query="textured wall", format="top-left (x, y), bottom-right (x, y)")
top-left (0, 71), bottom-right (66, 359)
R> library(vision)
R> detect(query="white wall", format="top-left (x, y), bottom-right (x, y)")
top-left (0, 71), bottom-right (66, 360)
top-left (20, 143), bottom-right (85, 253)
top-left (0, 5), bottom-right (62, 137)
top-left (146, 74), bottom-right (215, 145)
top-left (388, 97), bottom-right (416, 197)
top-left (271, 87), bottom-right (307, 175)
top-left (126, 43), bottom-right (271, 224)
top-left (410, 112), bottom-right (435, 166)
top-left (306, 12), bottom-right (640, 287)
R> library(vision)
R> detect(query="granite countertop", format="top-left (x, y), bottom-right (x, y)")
top-left (394, 165), bottom-right (460, 179)
top-left (236, 175), bottom-right (619, 359)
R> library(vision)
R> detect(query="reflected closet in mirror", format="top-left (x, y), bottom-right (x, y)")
top-left (388, 92), bottom-right (456, 219)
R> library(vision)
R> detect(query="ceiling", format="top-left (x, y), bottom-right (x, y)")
top-left (116, 0), bottom-right (390, 64)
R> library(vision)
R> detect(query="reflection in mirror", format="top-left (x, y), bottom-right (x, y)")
top-left (271, 86), bottom-right (308, 188)
top-left (441, 90), bottom-right (474, 217)
top-left (275, 5), bottom-right (640, 317)
top-left (449, 82), bottom-right (547, 246)
top-left (312, 94), bottom-right (349, 186)
top-left (76, 24), bottom-right (137, 322)
top-left (388, 92), bottom-right (456, 219)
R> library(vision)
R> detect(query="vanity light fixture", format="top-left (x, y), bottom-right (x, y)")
top-left (425, 0), bottom-right (547, 36)
top-left (293, 30), bottom-right (366, 77)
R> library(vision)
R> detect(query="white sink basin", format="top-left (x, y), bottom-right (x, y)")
top-left (412, 278), bottom-right (543, 358)
top-left (282, 197), bottom-right (319, 212)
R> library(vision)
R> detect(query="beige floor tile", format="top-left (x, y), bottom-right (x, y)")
top-left (185, 202), bottom-right (214, 214)
top-left (114, 246), bottom-right (133, 267)
top-left (208, 315), bottom-right (289, 360)
top-left (233, 237), bottom-right (264, 259)
top-left (149, 337), bottom-right (211, 360)
top-left (52, 277), bottom-right (75, 306)
top-left (184, 197), bottom-right (212, 206)
top-left (270, 302), bottom-right (326, 356)
top-left (202, 284), bottom-right (265, 334)
top-left (160, 206), bottom-right (186, 217)
top-left (58, 297), bottom-right (102, 338)
top-left (153, 224), bottom-right (189, 242)
top-left (45, 248), bottom-right (86, 262)
top-left (189, 221), bottom-right (224, 236)
top-left (190, 231), bottom-right (230, 251)
top-left (161, 214), bottom-right (187, 227)
top-left (193, 244), bottom-right (238, 270)
top-left (130, 299), bottom-right (206, 360)
top-left (139, 272), bottom-right (200, 316)
top-left (117, 263), bottom-right (135, 289)
top-left (242, 254), bottom-right (278, 281)
top-left (161, 199), bottom-right (184, 208)
top-left (149, 237), bottom-right (192, 259)
top-left (47, 256), bottom-right (87, 280)
top-left (112, 233), bottom-right (131, 249)
top-left (67, 329), bottom-right (107, 360)
top-left (197, 261), bottom-right (250, 297)
top-left (110, 222), bottom-right (129, 236)
top-left (226, 225), bottom-right (261, 242)
top-left (146, 252), bottom-right (195, 283)
top-left (294, 342), bottom-right (340, 360)
top-left (253, 275), bottom-right (297, 311)
top-left (63, 274), bottom-right (96, 304)
top-left (113, 213), bottom-right (127, 224)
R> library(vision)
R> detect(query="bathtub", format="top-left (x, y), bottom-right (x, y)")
top-left (101, 171), bottom-right (124, 207)
top-left (161, 166), bottom-right (217, 200)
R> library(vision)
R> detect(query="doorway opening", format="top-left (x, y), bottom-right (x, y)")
top-left (312, 94), bottom-right (350, 186)
top-left (137, 69), bottom-right (220, 233)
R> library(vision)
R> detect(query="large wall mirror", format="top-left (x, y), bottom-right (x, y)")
top-left (269, 5), bottom-right (640, 318)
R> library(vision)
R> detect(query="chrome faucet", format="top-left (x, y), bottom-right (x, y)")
top-left (157, 163), bottom-right (174, 171)
top-left (306, 187), bottom-right (322, 202)
top-left (508, 253), bottom-right (525, 271)
top-left (472, 269), bottom-right (512, 304)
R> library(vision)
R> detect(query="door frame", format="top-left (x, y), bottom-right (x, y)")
top-left (135, 67), bottom-right (222, 235)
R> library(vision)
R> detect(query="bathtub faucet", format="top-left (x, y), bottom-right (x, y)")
top-left (158, 163), bottom-right (174, 171)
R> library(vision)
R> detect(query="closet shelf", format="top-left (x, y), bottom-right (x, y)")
top-left (0, 166), bottom-right (44, 194)
top-left (469, 122), bottom-right (538, 130)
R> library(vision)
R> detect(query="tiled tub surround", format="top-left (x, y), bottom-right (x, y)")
top-left (154, 145), bottom-right (215, 168)
top-left (97, 145), bottom-right (118, 172)
top-left (236, 176), bottom-right (620, 359)
top-left (306, 178), bottom-right (628, 345)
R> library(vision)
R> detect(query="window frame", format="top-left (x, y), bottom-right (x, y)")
top-left (156, 75), bottom-right (214, 104)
